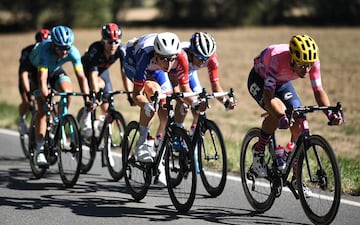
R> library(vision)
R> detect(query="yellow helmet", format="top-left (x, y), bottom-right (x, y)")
top-left (289, 35), bottom-right (319, 64)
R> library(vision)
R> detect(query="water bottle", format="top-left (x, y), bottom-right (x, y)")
top-left (275, 145), bottom-right (286, 170)
top-left (284, 142), bottom-right (295, 162)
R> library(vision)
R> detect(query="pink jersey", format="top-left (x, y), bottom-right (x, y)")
top-left (253, 44), bottom-right (322, 91)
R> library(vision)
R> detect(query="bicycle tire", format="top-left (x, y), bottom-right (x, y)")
top-left (104, 111), bottom-right (126, 181)
top-left (19, 109), bottom-right (33, 159)
top-left (58, 114), bottom-right (82, 188)
top-left (76, 107), bottom-right (96, 174)
top-left (297, 134), bottom-right (341, 225)
top-left (28, 115), bottom-right (47, 178)
top-left (165, 126), bottom-right (196, 213)
top-left (122, 121), bottom-right (151, 201)
top-left (240, 128), bottom-right (276, 212)
top-left (198, 119), bottom-right (227, 197)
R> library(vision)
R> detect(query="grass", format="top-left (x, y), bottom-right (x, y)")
top-left (0, 26), bottom-right (359, 195)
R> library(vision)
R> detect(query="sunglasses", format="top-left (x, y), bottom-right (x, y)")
top-left (295, 63), bottom-right (313, 70)
top-left (103, 39), bottom-right (120, 45)
top-left (55, 45), bottom-right (71, 51)
top-left (158, 55), bottom-right (177, 62)
top-left (193, 52), bottom-right (209, 62)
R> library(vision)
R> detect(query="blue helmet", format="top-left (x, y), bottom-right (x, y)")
top-left (51, 25), bottom-right (74, 48)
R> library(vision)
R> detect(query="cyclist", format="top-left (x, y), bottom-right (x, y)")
top-left (174, 32), bottom-right (236, 133)
top-left (18, 29), bottom-right (51, 135)
top-left (247, 34), bottom-right (343, 190)
top-left (80, 22), bottom-right (133, 138)
top-left (30, 25), bottom-right (90, 166)
top-left (124, 32), bottom-right (197, 163)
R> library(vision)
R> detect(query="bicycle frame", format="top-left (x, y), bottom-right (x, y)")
top-left (87, 90), bottom-right (129, 165)
top-left (190, 88), bottom-right (235, 171)
top-left (266, 102), bottom-right (345, 198)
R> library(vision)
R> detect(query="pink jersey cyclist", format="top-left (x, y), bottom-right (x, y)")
top-left (253, 44), bottom-right (322, 91)
top-left (248, 35), bottom-right (343, 181)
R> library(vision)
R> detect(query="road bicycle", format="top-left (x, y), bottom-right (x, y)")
top-left (122, 91), bottom-right (198, 213)
top-left (19, 97), bottom-right (36, 159)
top-left (28, 91), bottom-right (84, 188)
top-left (190, 88), bottom-right (235, 197)
top-left (76, 90), bottom-right (128, 181)
top-left (240, 102), bottom-right (344, 225)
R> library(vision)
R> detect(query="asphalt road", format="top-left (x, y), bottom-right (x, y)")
top-left (1, 128), bottom-right (359, 225)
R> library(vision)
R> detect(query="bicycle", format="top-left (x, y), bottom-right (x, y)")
top-left (19, 96), bottom-right (36, 159)
top-left (190, 88), bottom-right (235, 197)
top-left (76, 90), bottom-right (128, 181)
top-left (28, 91), bottom-right (84, 188)
top-left (240, 102), bottom-right (344, 225)
top-left (122, 91), bottom-right (198, 213)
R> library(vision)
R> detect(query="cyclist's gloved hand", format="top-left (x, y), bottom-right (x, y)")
top-left (278, 115), bottom-right (290, 129)
top-left (223, 98), bottom-right (236, 111)
top-left (327, 111), bottom-right (343, 125)
top-left (144, 102), bottom-right (155, 117)
top-left (192, 99), bottom-right (206, 112)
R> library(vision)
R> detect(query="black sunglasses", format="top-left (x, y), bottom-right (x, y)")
top-left (103, 39), bottom-right (120, 45)
top-left (55, 45), bottom-right (70, 51)
top-left (158, 55), bottom-right (177, 62)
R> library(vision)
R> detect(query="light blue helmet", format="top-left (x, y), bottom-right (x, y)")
top-left (51, 25), bottom-right (74, 48)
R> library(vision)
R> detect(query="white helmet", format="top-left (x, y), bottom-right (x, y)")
top-left (190, 32), bottom-right (216, 58)
top-left (154, 32), bottom-right (181, 55)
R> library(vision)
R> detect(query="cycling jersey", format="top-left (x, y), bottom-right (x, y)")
top-left (124, 33), bottom-right (189, 93)
top-left (180, 41), bottom-right (220, 92)
top-left (253, 44), bottom-right (322, 92)
top-left (30, 39), bottom-right (83, 75)
top-left (81, 41), bottom-right (125, 76)
top-left (18, 44), bottom-right (37, 93)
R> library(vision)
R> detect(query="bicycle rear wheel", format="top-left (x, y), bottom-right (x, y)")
top-left (198, 119), bottom-right (227, 197)
top-left (104, 111), bottom-right (126, 181)
top-left (28, 116), bottom-right (46, 178)
top-left (76, 107), bottom-right (96, 174)
top-left (240, 128), bottom-right (276, 212)
top-left (165, 127), bottom-right (196, 213)
top-left (297, 134), bottom-right (341, 225)
top-left (19, 109), bottom-right (33, 159)
top-left (58, 114), bottom-right (82, 188)
top-left (122, 121), bottom-right (151, 201)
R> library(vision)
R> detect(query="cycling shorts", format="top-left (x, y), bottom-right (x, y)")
top-left (247, 68), bottom-right (303, 112)
top-left (32, 68), bottom-right (72, 98)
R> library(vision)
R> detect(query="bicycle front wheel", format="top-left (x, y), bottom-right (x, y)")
top-left (240, 128), bottom-right (276, 213)
top-left (297, 134), bottom-right (341, 225)
top-left (165, 127), bottom-right (196, 213)
top-left (28, 116), bottom-right (46, 178)
top-left (58, 114), bottom-right (82, 188)
top-left (122, 121), bottom-right (151, 201)
top-left (198, 119), bottom-right (227, 197)
top-left (76, 107), bottom-right (96, 174)
top-left (104, 111), bottom-right (126, 181)
top-left (19, 109), bottom-right (33, 159)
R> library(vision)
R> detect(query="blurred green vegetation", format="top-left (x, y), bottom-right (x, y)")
top-left (1, 0), bottom-right (359, 31)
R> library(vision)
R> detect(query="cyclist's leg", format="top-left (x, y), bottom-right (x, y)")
top-left (52, 69), bottom-right (73, 104)
top-left (151, 70), bottom-right (173, 137)
top-left (99, 70), bottom-right (110, 114)
top-left (276, 81), bottom-right (304, 142)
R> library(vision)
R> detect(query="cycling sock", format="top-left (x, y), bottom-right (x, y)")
top-left (255, 130), bottom-right (271, 152)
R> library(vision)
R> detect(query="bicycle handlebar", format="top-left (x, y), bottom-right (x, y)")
top-left (285, 102), bottom-right (345, 125)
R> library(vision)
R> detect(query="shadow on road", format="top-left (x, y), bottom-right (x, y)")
top-left (0, 155), bottom-right (310, 225)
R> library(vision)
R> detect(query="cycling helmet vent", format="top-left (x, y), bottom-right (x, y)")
top-left (289, 34), bottom-right (319, 64)
top-left (190, 32), bottom-right (216, 58)
top-left (154, 32), bottom-right (181, 55)
top-left (51, 25), bottom-right (74, 48)
top-left (35, 29), bottom-right (51, 42)
top-left (101, 23), bottom-right (122, 40)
